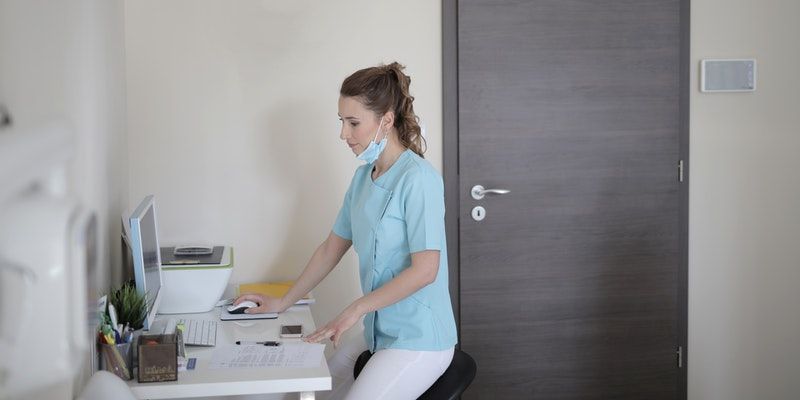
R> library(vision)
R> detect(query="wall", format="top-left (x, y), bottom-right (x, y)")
top-left (0, 0), bottom-right (127, 396)
top-left (688, 0), bottom-right (800, 399)
top-left (0, 0), bottom-right (128, 289)
top-left (124, 0), bottom-right (442, 340)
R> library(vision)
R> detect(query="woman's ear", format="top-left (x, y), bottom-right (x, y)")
top-left (381, 111), bottom-right (395, 131)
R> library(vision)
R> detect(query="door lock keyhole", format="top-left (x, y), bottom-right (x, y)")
top-left (471, 206), bottom-right (486, 221)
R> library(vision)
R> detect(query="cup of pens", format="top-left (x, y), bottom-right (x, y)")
top-left (98, 302), bottom-right (136, 380)
top-left (100, 341), bottom-right (133, 380)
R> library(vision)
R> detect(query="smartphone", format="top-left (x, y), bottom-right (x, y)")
top-left (280, 325), bottom-right (303, 338)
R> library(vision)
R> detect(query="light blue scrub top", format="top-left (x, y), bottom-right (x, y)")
top-left (332, 149), bottom-right (458, 352)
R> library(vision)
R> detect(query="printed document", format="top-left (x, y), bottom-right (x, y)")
top-left (209, 343), bottom-right (325, 369)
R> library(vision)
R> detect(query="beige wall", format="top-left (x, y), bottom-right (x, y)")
top-left (0, 0), bottom-right (127, 396)
top-left (689, 0), bottom-right (800, 399)
top-left (0, 0), bottom-right (128, 289)
top-left (124, 0), bottom-right (442, 336)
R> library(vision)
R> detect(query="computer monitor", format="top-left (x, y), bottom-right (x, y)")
top-left (129, 195), bottom-right (163, 331)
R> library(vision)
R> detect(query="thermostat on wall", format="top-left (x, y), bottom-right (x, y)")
top-left (701, 59), bottom-right (756, 92)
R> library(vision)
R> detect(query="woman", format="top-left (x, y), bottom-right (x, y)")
top-left (234, 62), bottom-right (457, 399)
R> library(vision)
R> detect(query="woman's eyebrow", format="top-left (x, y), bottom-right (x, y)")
top-left (339, 115), bottom-right (360, 121)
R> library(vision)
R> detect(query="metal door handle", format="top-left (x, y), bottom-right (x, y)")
top-left (471, 185), bottom-right (510, 200)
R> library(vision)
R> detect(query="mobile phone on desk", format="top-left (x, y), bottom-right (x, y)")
top-left (280, 325), bottom-right (303, 338)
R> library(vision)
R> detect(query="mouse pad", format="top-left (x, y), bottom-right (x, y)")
top-left (219, 307), bottom-right (278, 321)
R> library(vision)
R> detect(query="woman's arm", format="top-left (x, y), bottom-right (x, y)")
top-left (235, 231), bottom-right (351, 313)
top-left (304, 250), bottom-right (439, 347)
top-left (352, 250), bottom-right (438, 314)
top-left (280, 232), bottom-right (353, 308)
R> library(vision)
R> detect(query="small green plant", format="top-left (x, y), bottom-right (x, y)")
top-left (109, 281), bottom-right (147, 330)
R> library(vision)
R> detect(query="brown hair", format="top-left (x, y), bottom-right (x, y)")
top-left (340, 62), bottom-right (426, 157)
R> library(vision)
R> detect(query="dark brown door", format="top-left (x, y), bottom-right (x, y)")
top-left (446, 0), bottom-right (688, 399)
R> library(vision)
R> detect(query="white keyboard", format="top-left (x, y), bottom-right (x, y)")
top-left (168, 318), bottom-right (218, 347)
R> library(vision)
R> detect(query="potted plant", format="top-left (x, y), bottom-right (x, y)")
top-left (109, 281), bottom-right (147, 330)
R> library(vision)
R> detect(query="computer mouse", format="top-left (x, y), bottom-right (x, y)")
top-left (227, 300), bottom-right (258, 314)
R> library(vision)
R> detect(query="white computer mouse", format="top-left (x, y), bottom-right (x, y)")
top-left (227, 300), bottom-right (258, 314)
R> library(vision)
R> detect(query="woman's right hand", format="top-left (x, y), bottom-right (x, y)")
top-left (233, 293), bottom-right (287, 314)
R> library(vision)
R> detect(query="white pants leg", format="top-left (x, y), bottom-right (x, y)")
top-left (319, 333), bottom-right (369, 400)
top-left (346, 346), bottom-right (454, 400)
top-left (321, 334), bottom-right (454, 400)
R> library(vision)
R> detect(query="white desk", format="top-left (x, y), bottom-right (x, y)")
top-left (126, 305), bottom-right (331, 399)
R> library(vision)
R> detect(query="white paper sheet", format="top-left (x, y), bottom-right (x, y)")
top-left (209, 343), bottom-right (326, 369)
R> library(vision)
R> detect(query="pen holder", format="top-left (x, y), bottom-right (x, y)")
top-left (99, 342), bottom-right (133, 381)
top-left (137, 333), bottom-right (178, 383)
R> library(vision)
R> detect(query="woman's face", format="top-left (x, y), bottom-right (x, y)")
top-left (338, 96), bottom-right (383, 155)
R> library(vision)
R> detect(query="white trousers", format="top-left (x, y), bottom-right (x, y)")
top-left (320, 333), bottom-right (454, 400)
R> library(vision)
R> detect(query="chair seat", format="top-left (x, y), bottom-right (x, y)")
top-left (353, 348), bottom-right (477, 400)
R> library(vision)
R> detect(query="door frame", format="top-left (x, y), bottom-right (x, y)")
top-left (441, 0), bottom-right (690, 397)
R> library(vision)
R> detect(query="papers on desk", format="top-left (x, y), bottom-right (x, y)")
top-left (238, 281), bottom-right (315, 305)
top-left (209, 343), bottom-right (325, 369)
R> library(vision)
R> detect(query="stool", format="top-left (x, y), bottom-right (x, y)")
top-left (353, 348), bottom-right (477, 400)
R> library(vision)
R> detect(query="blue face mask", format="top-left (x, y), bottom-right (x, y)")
top-left (356, 117), bottom-right (388, 164)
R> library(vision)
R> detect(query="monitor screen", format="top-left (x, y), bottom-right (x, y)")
top-left (129, 195), bottom-right (163, 330)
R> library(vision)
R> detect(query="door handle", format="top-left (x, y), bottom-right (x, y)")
top-left (471, 185), bottom-right (510, 200)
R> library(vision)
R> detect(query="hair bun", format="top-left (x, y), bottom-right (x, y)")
top-left (386, 61), bottom-right (404, 72)
top-left (340, 61), bottom-right (426, 157)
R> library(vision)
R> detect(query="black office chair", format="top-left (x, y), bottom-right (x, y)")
top-left (353, 348), bottom-right (477, 400)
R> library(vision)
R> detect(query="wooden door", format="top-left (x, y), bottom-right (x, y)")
top-left (444, 0), bottom-right (689, 398)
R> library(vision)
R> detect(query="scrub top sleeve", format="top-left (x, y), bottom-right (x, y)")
top-left (404, 169), bottom-right (445, 253)
top-left (332, 185), bottom-right (353, 240)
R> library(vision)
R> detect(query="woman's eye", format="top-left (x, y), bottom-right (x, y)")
top-left (350, 122), bottom-right (359, 127)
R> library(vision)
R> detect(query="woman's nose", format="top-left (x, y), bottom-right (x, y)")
top-left (340, 126), bottom-right (348, 140)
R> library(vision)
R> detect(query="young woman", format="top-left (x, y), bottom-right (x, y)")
top-left (234, 62), bottom-right (457, 399)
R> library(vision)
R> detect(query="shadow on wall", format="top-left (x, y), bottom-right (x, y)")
top-left (254, 99), bottom-right (368, 338)
top-left (256, 98), bottom-right (341, 275)
top-left (254, 97), bottom-right (362, 330)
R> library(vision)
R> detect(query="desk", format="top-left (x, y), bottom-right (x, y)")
top-left (126, 305), bottom-right (331, 399)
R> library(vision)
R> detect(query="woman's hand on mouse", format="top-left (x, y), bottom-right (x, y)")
top-left (303, 303), bottom-right (364, 348)
top-left (233, 293), bottom-right (287, 314)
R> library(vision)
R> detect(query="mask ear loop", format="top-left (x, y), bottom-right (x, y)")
top-left (373, 116), bottom-right (385, 143)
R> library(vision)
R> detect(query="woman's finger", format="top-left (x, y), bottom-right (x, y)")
top-left (234, 293), bottom-right (261, 306)
top-left (243, 305), bottom-right (266, 314)
top-left (304, 327), bottom-right (328, 343)
top-left (315, 329), bottom-right (335, 343)
top-left (306, 327), bottom-right (323, 339)
top-left (306, 333), bottom-right (324, 343)
top-left (332, 331), bottom-right (341, 349)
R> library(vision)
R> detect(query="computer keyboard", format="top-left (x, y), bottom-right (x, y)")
top-left (166, 318), bottom-right (218, 347)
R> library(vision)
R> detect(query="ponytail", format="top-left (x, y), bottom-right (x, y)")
top-left (340, 62), bottom-right (427, 157)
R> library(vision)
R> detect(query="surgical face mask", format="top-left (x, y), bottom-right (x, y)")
top-left (356, 117), bottom-right (388, 164)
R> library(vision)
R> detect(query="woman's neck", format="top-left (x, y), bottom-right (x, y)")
top-left (372, 133), bottom-right (404, 179)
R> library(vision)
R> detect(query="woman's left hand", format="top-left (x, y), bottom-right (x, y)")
top-left (303, 303), bottom-right (364, 348)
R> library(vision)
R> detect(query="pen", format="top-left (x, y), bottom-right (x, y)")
top-left (235, 340), bottom-right (281, 346)
top-left (108, 304), bottom-right (119, 332)
top-left (126, 325), bottom-right (134, 343)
